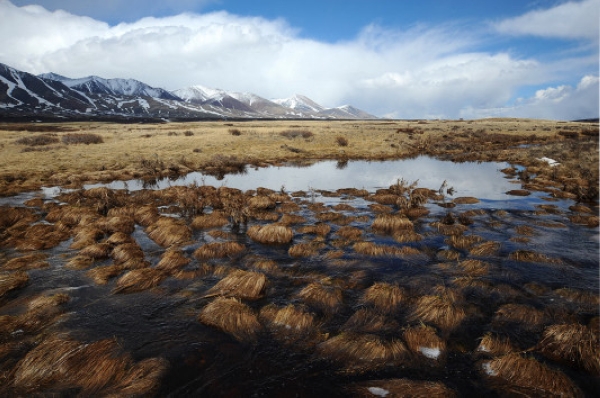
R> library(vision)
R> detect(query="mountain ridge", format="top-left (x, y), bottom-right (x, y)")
top-left (0, 62), bottom-right (377, 120)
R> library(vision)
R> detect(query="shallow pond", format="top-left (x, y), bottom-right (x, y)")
top-left (1, 157), bottom-right (598, 397)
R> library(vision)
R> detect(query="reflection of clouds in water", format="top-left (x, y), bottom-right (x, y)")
top-left (87, 157), bottom-right (517, 201)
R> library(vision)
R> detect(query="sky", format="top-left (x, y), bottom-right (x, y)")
top-left (1, 0), bottom-right (598, 119)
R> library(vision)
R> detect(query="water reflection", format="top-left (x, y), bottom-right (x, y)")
top-left (86, 157), bottom-right (518, 201)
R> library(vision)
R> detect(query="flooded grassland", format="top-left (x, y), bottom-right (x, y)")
top-left (0, 119), bottom-right (598, 396)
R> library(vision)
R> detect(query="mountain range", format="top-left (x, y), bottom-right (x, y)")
top-left (0, 62), bottom-right (376, 121)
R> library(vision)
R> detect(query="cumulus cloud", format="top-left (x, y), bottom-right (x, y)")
top-left (461, 75), bottom-right (599, 120)
top-left (0, 0), bottom-right (597, 119)
top-left (493, 0), bottom-right (599, 41)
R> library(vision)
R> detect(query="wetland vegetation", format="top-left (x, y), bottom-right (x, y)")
top-left (0, 118), bottom-right (598, 396)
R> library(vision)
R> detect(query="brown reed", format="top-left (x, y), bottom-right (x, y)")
top-left (198, 297), bottom-right (262, 343)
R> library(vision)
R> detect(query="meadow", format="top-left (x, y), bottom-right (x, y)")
top-left (0, 118), bottom-right (598, 396)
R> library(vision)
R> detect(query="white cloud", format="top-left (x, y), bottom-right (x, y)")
top-left (494, 0), bottom-right (600, 41)
top-left (0, 0), bottom-right (597, 119)
top-left (461, 75), bottom-right (599, 120)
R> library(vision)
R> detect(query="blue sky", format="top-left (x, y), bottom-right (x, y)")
top-left (2, 0), bottom-right (599, 119)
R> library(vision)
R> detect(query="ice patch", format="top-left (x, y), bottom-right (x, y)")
top-left (419, 346), bottom-right (441, 359)
top-left (367, 387), bottom-right (389, 397)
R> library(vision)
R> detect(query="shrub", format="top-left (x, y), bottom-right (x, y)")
top-left (15, 134), bottom-right (59, 146)
top-left (183, 130), bottom-right (194, 136)
top-left (229, 128), bottom-right (242, 136)
top-left (336, 136), bottom-right (349, 146)
top-left (62, 133), bottom-right (103, 145)
top-left (280, 129), bottom-right (314, 139)
top-left (167, 131), bottom-right (178, 136)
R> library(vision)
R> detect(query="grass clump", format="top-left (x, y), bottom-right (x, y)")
top-left (62, 133), bottom-right (103, 145)
top-left (15, 134), bottom-right (59, 146)
top-left (280, 129), bottom-right (314, 140)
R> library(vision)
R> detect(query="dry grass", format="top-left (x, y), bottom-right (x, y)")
top-left (146, 216), bottom-right (191, 247)
top-left (204, 269), bottom-right (267, 300)
top-left (335, 226), bottom-right (363, 240)
top-left (2, 253), bottom-right (48, 271)
top-left (453, 196), bottom-right (480, 204)
top-left (537, 323), bottom-right (599, 375)
top-left (353, 241), bottom-right (421, 257)
top-left (87, 264), bottom-right (124, 285)
top-left (509, 250), bottom-right (562, 264)
top-left (297, 223), bottom-right (331, 236)
top-left (190, 212), bottom-right (229, 229)
top-left (403, 325), bottom-right (446, 361)
top-left (342, 308), bottom-right (399, 334)
top-left (371, 214), bottom-right (413, 234)
top-left (113, 268), bottom-right (165, 294)
top-left (361, 282), bottom-right (405, 314)
top-left (0, 271), bottom-right (29, 299)
top-left (155, 249), bottom-right (190, 272)
top-left (247, 224), bottom-right (293, 244)
top-left (288, 241), bottom-right (326, 257)
top-left (409, 295), bottom-right (466, 333)
top-left (297, 279), bottom-right (344, 314)
top-left (318, 333), bottom-right (408, 371)
top-left (193, 241), bottom-right (246, 260)
top-left (11, 336), bottom-right (166, 396)
top-left (198, 297), bottom-right (262, 342)
top-left (259, 304), bottom-right (316, 342)
top-left (481, 353), bottom-right (583, 397)
top-left (476, 333), bottom-right (516, 356)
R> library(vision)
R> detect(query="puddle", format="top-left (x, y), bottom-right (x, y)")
top-left (1, 157), bottom-right (598, 396)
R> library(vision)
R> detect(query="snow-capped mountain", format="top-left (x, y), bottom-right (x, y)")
top-left (39, 74), bottom-right (179, 100)
top-left (0, 62), bottom-right (377, 120)
top-left (272, 94), bottom-right (325, 114)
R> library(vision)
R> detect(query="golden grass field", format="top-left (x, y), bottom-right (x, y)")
top-left (0, 118), bottom-right (597, 197)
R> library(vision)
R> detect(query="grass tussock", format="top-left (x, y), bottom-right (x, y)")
top-left (86, 264), bottom-right (124, 285)
top-left (259, 304), bottom-right (316, 341)
top-left (2, 253), bottom-right (48, 271)
top-left (15, 134), bottom-right (59, 146)
top-left (318, 333), bottom-right (408, 371)
top-left (409, 295), bottom-right (466, 333)
top-left (361, 282), bottom-right (405, 314)
top-left (297, 223), bottom-right (331, 236)
top-left (0, 271), bottom-right (29, 299)
top-left (509, 250), bottom-right (562, 264)
top-left (190, 212), bottom-right (229, 229)
top-left (79, 242), bottom-right (113, 260)
top-left (204, 269), bottom-right (267, 300)
top-left (247, 224), bottom-right (293, 244)
top-left (12, 336), bottom-right (166, 396)
top-left (476, 333), bottom-right (516, 356)
top-left (353, 241), bottom-right (421, 257)
top-left (446, 234), bottom-right (483, 250)
top-left (288, 241), bottom-right (326, 257)
top-left (342, 308), bottom-right (399, 334)
top-left (146, 217), bottom-right (191, 247)
top-left (105, 231), bottom-right (136, 246)
top-left (280, 129), bottom-right (314, 140)
top-left (481, 353), bottom-right (583, 397)
top-left (453, 197), bottom-right (480, 205)
top-left (371, 214), bottom-right (413, 234)
top-left (113, 268), bottom-right (165, 294)
top-left (155, 250), bottom-right (190, 272)
top-left (111, 243), bottom-right (145, 268)
top-left (298, 279), bottom-right (344, 314)
top-left (403, 325), bottom-right (446, 361)
top-left (457, 259), bottom-right (490, 277)
top-left (198, 297), bottom-right (262, 343)
top-left (278, 214), bottom-right (307, 225)
top-left (537, 323), bottom-right (599, 375)
top-left (336, 226), bottom-right (363, 240)
top-left (193, 241), bottom-right (245, 260)
top-left (247, 195), bottom-right (276, 210)
top-left (61, 133), bottom-right (104, 145)
top-left (469, 241), bottom-right (500, 256)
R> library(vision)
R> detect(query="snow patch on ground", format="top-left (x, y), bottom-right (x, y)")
top-left (367, 387), bottom-right (389, 397)
top-left (538, 157), bottom-right (560, 166)
top-left (419, 346), bottom-right (441, 359)
top-left (482, 362), bottom-right (498, 376)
